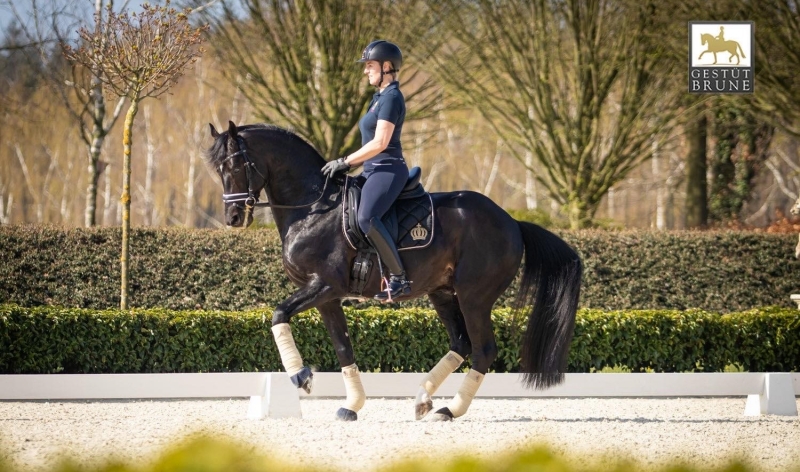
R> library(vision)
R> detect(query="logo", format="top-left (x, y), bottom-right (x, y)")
top-left (688, 21), bottom-right (754, 94)
top-left (410, 223), bottom-right (428, 241)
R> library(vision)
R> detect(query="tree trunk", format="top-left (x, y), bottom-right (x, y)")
top-left (85, 76), bottom-right (107, 227)
top-left (85, 0), bottom-right (107, 227)
top-left (143, 105), bottom-right (156, 226)
top-left (653, 141), bottom-right (666, 230)
top-left (120, 96), bottom-right (139, 310)
top-left (103, 162), bottom-right (113, 225)
top-left (524, 150), bottom-right (537, 210)
top-left (85, 154), bottom-right (100, 227)
top-left (185, 151), bottom-right (196, 227)
top-left (685, 113), bottom-right (708, 228)
top-left (566, 197), bottom-right (593, 229)
top-left (0, 185), bottom-right (12, 224)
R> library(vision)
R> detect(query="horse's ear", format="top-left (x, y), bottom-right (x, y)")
top-left (228, 121), bottom-right (238, 138)
top-left (209, 123), bottom-right (220, 139)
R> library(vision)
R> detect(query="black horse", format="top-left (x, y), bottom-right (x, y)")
top-left (206, 121), bottom-right (582, 422)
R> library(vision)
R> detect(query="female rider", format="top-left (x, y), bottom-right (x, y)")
top-left (321, 40), bottom-right (411, 301)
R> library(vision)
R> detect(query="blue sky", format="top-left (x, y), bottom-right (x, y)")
top-left (1, 0), bottom-right (168, 45)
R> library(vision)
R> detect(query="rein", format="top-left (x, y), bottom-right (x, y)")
top-left (220, 136), bottom-right (333, 213)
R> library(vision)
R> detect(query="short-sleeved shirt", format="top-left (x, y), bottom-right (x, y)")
top-left (359, 81), bottom-right (405, 172)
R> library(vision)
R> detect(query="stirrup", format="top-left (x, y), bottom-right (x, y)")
top-left (375, 275), bottom-right (411, 302)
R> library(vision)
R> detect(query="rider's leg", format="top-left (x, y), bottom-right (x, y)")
top-left (356, 163), bottom-right (408, 235)
top-left (365, 217), bottom-right (411, 299)
top-left (357, 163), bottom-right (411, 300)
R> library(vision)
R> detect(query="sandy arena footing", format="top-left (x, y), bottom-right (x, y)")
top-left (1, 397), bottom-right (799, 471)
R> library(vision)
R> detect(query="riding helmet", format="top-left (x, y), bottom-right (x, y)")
top-left (357, 40), bottom-right (403, 71)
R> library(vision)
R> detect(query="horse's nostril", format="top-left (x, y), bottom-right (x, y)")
top-left (229, 214), bottom-right (240, 227)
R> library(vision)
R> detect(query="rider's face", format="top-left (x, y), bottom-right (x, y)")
top-left (364, 60), bottom-right (389, 87)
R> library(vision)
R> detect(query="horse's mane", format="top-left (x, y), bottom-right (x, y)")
top-left (204, 123), bottom-right (324, 168)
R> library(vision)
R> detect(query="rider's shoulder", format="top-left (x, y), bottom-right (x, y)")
top-left (381, 87), bottom-right (405, 104)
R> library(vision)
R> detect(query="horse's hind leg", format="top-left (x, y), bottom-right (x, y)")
top-left (429, 296), bottom-right (498, 422)
top-left (428, 256), bottom-right (517, 422)
top-left (415, 290), bottom-right (471, 420)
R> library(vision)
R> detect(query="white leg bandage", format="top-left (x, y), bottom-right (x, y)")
top-left (271, 323), bottom-right (303, 376)
top-left (421, 351), bottom-right (464, 395)
top-left (446, 369), bottom-right (484, 418)
top-left (342, 364), bottom-right (366, 412)
top-left (415, 351), bottom-right (464, 415)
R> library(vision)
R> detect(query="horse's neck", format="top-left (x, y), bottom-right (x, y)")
top-left (249, 129), bottom-right (331, 244)
top-left (266, 173), bottom-right (336, 244)
top-left (271, 199), bottom-right (341, 247)
top-left (266, 170), bottom-right (324, 207)
top-left (271, 208), bottom-right (309, 243)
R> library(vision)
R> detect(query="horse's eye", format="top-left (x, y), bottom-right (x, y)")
top-left (233, 167), bottom-right (241, 174)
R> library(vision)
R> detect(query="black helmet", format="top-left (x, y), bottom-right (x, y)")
top-left (357, 40), bottom-right (403, 71)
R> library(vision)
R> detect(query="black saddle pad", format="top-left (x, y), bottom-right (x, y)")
top-left (342, 176), bottom-right (434, 252)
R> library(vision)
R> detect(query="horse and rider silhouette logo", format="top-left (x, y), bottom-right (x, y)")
top-left (690, 22), bottom-right (753, 68)
top-left (698, 26), bottom-right (746, 65)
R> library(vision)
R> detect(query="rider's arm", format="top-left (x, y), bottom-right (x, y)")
top-left (343, 120), bottom-right (395, 167)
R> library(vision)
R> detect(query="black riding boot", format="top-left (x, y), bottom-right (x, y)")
top-left (366, 217), bottom-right (411, 301)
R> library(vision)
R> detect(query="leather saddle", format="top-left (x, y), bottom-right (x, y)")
top-left (342, 166), bottom-right (434, 252)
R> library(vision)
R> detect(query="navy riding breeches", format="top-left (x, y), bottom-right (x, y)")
top-left (357, 160), bottom-right (409, 235)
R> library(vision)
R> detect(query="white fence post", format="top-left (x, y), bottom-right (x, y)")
top-left (744, 373), bottom-right (799, 416)
top-left (247, 373), bottom-right (302, 420)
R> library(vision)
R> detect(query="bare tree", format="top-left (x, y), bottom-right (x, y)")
top-left (194, 0), bottom-right (440, 160)
top-left (749, 0), bottom-right (800, 138)
top-left (64, 1), bottom-right (207, 309)
top-left (423, 0), bottom-right (683, 228)
top-left (2, 0), bottom-right (128, 227)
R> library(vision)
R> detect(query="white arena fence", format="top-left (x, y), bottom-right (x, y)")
top-left (1, 372), bottom-right (798, 418)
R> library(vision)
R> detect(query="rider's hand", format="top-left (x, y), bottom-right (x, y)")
top-left (321, 158), bottom-right (351, 178)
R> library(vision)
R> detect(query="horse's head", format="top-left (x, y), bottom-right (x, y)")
top-left (206, 121), bottom-right (265, 228)
top-left (700, 33), bottom-right (710, 46)
top-left (206, 121), bottom-right (329, 228)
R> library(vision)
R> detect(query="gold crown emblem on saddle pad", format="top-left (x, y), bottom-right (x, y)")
top-left (410, 223), bottom-right (428, 241)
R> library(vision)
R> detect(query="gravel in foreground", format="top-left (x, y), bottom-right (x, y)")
top-left (1, 397), bottom-right (799, 471)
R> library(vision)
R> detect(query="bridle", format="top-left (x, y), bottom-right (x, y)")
top-left (219, 135), bottom-right (333, 217)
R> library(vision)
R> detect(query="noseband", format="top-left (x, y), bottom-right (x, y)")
top-left (220, 135), bottom-right (332, 213)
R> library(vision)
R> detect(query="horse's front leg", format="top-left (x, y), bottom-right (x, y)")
top-left (271, 277), bottom-right (333, 394)
top-left (318, 300), bottom-right (366, 422)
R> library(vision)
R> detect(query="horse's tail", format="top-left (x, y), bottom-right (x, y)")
top-left (514, 221), bottom-right (582, 390)
top-left (738, 41), bottom-right (746, 59)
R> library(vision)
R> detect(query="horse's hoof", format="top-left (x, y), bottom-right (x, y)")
top-left (336, 408), bottom-right (358, 421)
top-left (415, 400), bottom-right (433, 420)
top-left (290, 367), bottom-right (313, 394)
top-left (429, 407), bottom-right (454, 422)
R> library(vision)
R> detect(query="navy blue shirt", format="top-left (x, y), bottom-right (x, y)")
top-left (359, 81), bottom-right (405, 171)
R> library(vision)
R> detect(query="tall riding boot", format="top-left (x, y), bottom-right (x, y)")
top-left (365, 217), bottom-right (411, 301)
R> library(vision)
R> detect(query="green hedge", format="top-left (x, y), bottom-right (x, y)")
top-left (1, 226), bottom-right (798, 312)
top-left (2, 304), bottom-right (798, 374)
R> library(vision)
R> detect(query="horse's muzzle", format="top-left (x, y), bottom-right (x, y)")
top-left (225, 205), bottom-right (253, 228)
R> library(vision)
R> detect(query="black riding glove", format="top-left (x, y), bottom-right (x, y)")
top-left (321, 158), bottom-right (351, 178)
